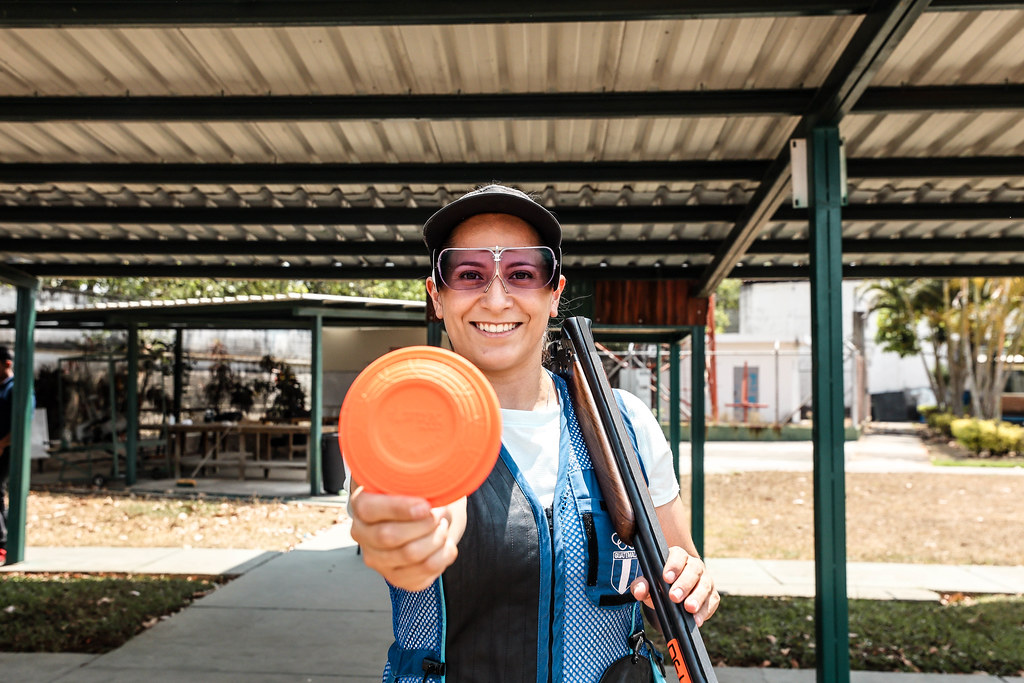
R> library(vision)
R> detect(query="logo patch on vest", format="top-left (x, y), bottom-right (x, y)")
top-left (610, 533), bottom-right (640, 594)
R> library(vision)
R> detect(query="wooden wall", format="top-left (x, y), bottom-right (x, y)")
top-left (592, 280), bottom-right (707, 326)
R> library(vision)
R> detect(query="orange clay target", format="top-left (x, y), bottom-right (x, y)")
top-left (339, 346), bottom-right (502, 507)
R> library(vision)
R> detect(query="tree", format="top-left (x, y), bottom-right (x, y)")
top-left (865, 279), bottom-right (952, 412)
top-left (866, 277), bottom-right (1024, 420)
top-left (954, 278), bottom-right (1024, 421)
top-left (713, 279), bottom-right (740, 333)
top-left (43, 277), bottom-right (426, 302)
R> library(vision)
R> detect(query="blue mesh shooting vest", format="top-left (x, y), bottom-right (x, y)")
top-left (382, 373), bottom-right (651, 683)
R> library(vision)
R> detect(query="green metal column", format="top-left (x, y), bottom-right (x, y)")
top-left (668, 339), bottom-right (680, 476)
top-left (689, 327), bottom-right (706, 557)
top-left (808, 125), bottom-right (850, 683)
top-left (427, 321), bottom-right (443, 347)
top-left (6, 283), bottom-right (37, 565)
top-left (107, 358), bottom-right (119, 479)
top-left (126, 325), bottom-right (139, 485)
top-left (654, 345), bottom-right (662, 422)
top-left (172, 329), bottom-right (183, 424)
top-left (309, 316), bottom-right (323, 496)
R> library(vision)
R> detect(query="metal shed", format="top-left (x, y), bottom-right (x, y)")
top-left (1, 3), bottom-right (1023, 681)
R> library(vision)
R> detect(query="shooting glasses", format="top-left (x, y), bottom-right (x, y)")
top-left (435, 245), bottom-right (558, 292)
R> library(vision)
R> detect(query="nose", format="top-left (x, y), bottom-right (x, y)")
top-left (481, 269), bottom-right (510, 296)
top-left (480, 273), bottom-right (514, 307)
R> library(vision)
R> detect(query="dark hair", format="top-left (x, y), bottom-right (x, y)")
top-left (0, 346), bottom-right (11, 363)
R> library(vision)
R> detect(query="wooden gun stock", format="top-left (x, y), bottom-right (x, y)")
top-left (549, 316), bottom-right (717, 683)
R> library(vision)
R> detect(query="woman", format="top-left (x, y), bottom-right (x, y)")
top-left (349, 184), bottom-right (719, 682)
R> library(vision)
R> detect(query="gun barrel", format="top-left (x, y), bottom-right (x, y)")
top-left (558, 316), bottom-right (717, 683)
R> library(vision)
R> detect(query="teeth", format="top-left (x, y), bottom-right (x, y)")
top-left (477, 322), bottom-right (517, 333)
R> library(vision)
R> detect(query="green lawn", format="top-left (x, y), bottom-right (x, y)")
top-left (931, 456), bottom-right (1024, 468)
top-left (0, 574), bottom-right (222, 653)
top-left (653, 595), bottom-right (1024, 675)
top-left (3, 576), bottom-right (1022, 674)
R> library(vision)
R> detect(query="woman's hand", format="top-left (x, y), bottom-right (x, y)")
top-left (629, 547), bottom-right (720, 627)
top-left (628, 496), bottom-right (720, 627)
top-left (349, 486), bottom-right (467, 593)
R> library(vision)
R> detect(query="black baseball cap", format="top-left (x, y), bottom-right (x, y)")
top-left (423, 184), bottom-right (563, 280)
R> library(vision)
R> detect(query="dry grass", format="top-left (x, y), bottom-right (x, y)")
top-left (697, 471), bottom-right (1023, 565)
top-left (25, 492), bottom-right (345, 552)
top-left (21, 466), bottom-right (1023, 565)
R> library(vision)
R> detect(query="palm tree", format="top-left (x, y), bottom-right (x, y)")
top-left (867, 277), bottom-right (1024, 420)
top-left (864, 278), bottom-right (952, 412)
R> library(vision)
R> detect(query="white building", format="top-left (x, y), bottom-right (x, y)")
top-left (712, 280), bottom-right (932, 424)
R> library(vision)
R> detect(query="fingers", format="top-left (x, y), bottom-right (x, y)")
top-left (371, 518), bottom-right (460, 592)
top-left (348, 487), bottom-right (462, 592)
top-left (351, 487), bottom-right (433, 525)
top-left (629, 576), bottom-right (655, 609)
top-left (631, 547), bottom-right (720, 627)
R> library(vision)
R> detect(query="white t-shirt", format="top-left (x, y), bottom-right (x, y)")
top-left (501, 389), bottom-right (680, 509)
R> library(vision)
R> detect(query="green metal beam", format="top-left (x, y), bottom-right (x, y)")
top-left (689, 327), bottom-right (706, 558)
top-left (5, 282), bottom-right (38, 565)
top-left (0, 90), bottom-right (807, 122)
top-left (4, 156), bottom-right (1022, 185)
top-left (10, 234), bottom-right (1024, 259)
top-left (669, 340), bottom-right (681, 478)
top-left (654, 345), bottom-right (662, 423)
top-left (125, 326), bottom-right (139, 485)
top-left (0, 1), bottom-right (877, 28)
top-left (10, 260), bottom-right (1024, 284)
top-left (0, 203), bottom-right (741, 225)
top-left (0, 1), bottom-right (1017, 28)
top-left (809, 126), bottom-right (851, 683)
top-left (172, 330), bottom-right (184, 424)
top-left (292, 307), bottom-right (425, 322)
top-left (0, 263), bottom-right (38, 289)
top-left (426, 321), bottom-right (444, 347)
top-left (0, 160), bottom-right (771, 184)
top-left (106, 357), bottom-right (119, 479)
top-left (0, 311), bottom-right (427, 332)
top-left (2, 84), bottom-right (1022, 122)
top-left (309, 316), bottom-right (323, 496)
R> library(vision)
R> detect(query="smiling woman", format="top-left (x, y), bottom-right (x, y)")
top-left (426, 214), bottom-right (564, 397)
top-left (346, 184), bottom-right (719, 683)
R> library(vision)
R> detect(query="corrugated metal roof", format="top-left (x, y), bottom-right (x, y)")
top-left (1, 7), bottom-right (1023, 283)
top-left (0, 18), bottom-right (859, 97)
top-left (873, 10), bottom-right (1024, 86)
top-left (0, 117), bottom-right (801, 164)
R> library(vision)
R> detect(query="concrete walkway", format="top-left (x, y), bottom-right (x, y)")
top-left (678, 427), bottom-right (1024, 476)
top-left (3, 520), bottom-right (1022, 682)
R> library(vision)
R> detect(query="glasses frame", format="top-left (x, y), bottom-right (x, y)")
top-left (433, 245), bottom-right (558, 293)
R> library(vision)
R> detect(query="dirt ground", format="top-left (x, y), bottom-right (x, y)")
top-left (698, 470), bottom-right (1022, 565)
top-left (23, 493), bottom-right (344, 552)
top-left (18, 436), bottom-right (1024, 564)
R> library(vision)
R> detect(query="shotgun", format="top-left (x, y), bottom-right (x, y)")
top-left (548, 316), bottom-right (717, 683)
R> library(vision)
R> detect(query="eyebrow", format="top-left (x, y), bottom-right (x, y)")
top-left (447, 253), bottom-right (490, 267)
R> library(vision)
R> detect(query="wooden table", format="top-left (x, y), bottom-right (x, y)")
top-left (168, 422), bottom-right (315, 480)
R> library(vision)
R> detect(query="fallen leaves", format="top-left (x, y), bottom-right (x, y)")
top-left (26, 492), bottom-right (344, 551)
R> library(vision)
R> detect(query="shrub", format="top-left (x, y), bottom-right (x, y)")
top-left (927, 411), bottom-right (955, 437)
top-left (950, 418), bottom-right (1023, 456)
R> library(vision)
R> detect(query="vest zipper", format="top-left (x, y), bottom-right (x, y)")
top-left (544, 505), bottom-right (555, 683)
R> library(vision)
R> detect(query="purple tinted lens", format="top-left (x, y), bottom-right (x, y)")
top-left (437, 247), bottom-right (555, 290)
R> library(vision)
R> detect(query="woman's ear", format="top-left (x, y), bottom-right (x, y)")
top-left (549, 275), bottom-right (567, 318)
top-left (426, 275), bottom-right (444, 319)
